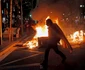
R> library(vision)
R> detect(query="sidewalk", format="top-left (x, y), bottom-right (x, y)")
top-left (0, 33), bottom-right (27, 51)
top-left (0, 31), bottom-right (33, 58)
top-left (0, 27), bottom-right (36, 57)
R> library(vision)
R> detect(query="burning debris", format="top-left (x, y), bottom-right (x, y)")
top-left (23, 24), bottom-right (48, 49)
top-left (23, 16), bottom-right (49, 49)
top-left (23, 16), bottom-right (85, 49)
top-left (26, 38), bottom-right (38, 49)
top-left (67, 30), bottom-right (85, 45)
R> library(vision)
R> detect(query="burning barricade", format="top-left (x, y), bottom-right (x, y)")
top-left (23, 16), bottom-right (85, 49)
top-left (23, 25), bottom-right (48, 49)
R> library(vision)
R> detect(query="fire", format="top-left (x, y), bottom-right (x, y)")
top-left (35, 25), bottom-right (48, 37)
top-left (24, 25), bottom-right (48, 49)
top-left (46, 16), bottom-right (50, 20)
top-left (24, 16), bottom-right (85, 49)
top-left (68, 30), bottom-right (84, 44)
top-left (26, 38), bottom-right (38, 49)
top-left (55, 18), bottom-right (59, 24)
top-left (23, 16), bottom-right (51, 49)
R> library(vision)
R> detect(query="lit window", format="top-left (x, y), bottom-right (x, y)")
top-left (63, 13), bottom-right (65, 15)
top-left (26, 5), bottom-right (29, 7)
top-left (81, 13), bottom-right (83, 14)
top-left (80, 5), bottom-right (84, 7)
top-left (7, 15), bottom-right (8, 18)
top-left (3, 0), bottom-right (5, 2)
top-left (3, 17), bottom-right (5, 23)
top-left (13, 14), bottom-right (15, 18)
top-left (83, 5), bottom-right (84, 7)
top-left (29, 14), bottom-right (32, 17)
top-left (6, 3), bottom-right (8, 8)
top-left (13, 7), bottom-right (15, 11)
top-left (80, 5), bottom-right (83, 7)
top-left (84, 16), bottom-right (85, 19)
top-left (2, 10), bottom-right (3, 14)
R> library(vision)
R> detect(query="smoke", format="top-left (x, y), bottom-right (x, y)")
top-left (31, 0), bottom-right (85, 35)
top-left (31, 0), bottom-right (69, 20)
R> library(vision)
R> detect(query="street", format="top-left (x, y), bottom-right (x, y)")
top-left (0, 42), bottom-right (85, 70)
top-left (1, 0), bottom-right (85, 70)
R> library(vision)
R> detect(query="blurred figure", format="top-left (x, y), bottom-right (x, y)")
top-left (24, 17), bottom-right (35, 35)
top-left (41, 19), bottom-right (73, 70)
top-left (25, 20), bottom-right (30, 34)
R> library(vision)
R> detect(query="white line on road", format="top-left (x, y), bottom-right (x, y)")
top-left (0, 63), bottom-right (40, 69)
top-left (0, 47), bottom-right (17, 62)
top-left (29, 50), bottom-right (44, 53)
top-left (0, 52), bottom-right (43, 67)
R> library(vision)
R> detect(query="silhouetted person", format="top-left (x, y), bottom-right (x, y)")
top-left (41, 19), bottom-right (73, 70)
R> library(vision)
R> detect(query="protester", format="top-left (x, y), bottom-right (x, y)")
top-left (41, 19), bottom-right (73, 70)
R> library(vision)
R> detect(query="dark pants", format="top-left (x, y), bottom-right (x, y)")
top-left (42, 42), bottom-right (66, 67)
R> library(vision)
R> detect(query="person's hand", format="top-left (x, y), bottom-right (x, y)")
top-left (70, 49), bottom-right (73, 53)
top-left (68, 44), bottom-right (73, 53)
top-left (70, 47), bottom-right (73, 53)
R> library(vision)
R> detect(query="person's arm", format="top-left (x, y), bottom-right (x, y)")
top-left (52, 24), bottom-right (73, 52)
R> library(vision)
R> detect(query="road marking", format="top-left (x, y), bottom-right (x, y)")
top-left (16, 48), bottom-right (44, 53)
top-left (29, 50), bottom-right (44, 53)
top-left (0, 47), bottom-right (17, 62)
top-left (0, 63), bottom-right (40, 69)
top-left (0, 53), bottom-right (43, 67)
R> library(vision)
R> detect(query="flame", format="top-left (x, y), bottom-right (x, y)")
top-left (24, 25), bottom-right (48, 49)
top-left (71, 30), bottom-right (83, 42)
top-left (35, 25), bottom-right (48, 37)
top-left (67, 30), bottom-right (84, 45)
top-left (24, 15), bottom-right (85, 49)
top-left (59, 30), bottom-right (85, 49)
top-left (24, 16), bottom-right (50, 49)
top-left (46, 16), bottom-right (50, 20)
top-left (24, 16), bottom-right (81, 49)
top-left (55, 18), bottom-right (59, 24)
top-left (26, 38), bottom-right (38, 49)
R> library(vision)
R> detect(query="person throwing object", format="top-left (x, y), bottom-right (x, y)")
top-left (41, 19), bottom-right (73, 70)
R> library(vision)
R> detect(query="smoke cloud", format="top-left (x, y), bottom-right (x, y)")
top-left (31, 0), bottom-right (85, 35)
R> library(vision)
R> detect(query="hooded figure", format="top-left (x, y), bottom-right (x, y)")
top-left (41, 19), bottom-right (73, 70)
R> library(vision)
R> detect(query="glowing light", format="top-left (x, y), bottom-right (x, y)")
top-left (46, 16), bottom-right (50, 20)
top-left (24, 16), bottom-right (50, 49)
top-left (67, 30), bottom-right (85, 45)
top-left (35, 25), bottom-right (48, 37)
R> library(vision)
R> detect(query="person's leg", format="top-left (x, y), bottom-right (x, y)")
top-left (41, 45), bottom-right (51, 69)
top-left (52, 44), bottom-right (66, 63)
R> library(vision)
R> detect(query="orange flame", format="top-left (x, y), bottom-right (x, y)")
top-left (23, 16), bottom-right (50, 49)
top-left (35, 25), bottom-right (48, 37)
top-left (24, 16), bottom-right (85, 49)
top-left (25, 25), bottom-right (48, 49)
top-left (67, 30), bottom-right (85, 46)
top-left (46, 16), bottom-right (50, 20)
top-left (55, 18), bottom-right (59, 24)
top-left (71, 30), bottom-right (83, 42)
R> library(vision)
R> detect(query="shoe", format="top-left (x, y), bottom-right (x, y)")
top-left (62, 57), bottom-right (66, 63)
top-left (40, 62), bottom-right (48, 70)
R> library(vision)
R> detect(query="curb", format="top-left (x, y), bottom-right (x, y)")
top-left (0, 35), bottom-right (28, 57)
top-left (0, 33), bottom-right (35, 61)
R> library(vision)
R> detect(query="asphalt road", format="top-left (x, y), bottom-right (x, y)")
top-left (0, 42), bottom-right (85, 70)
